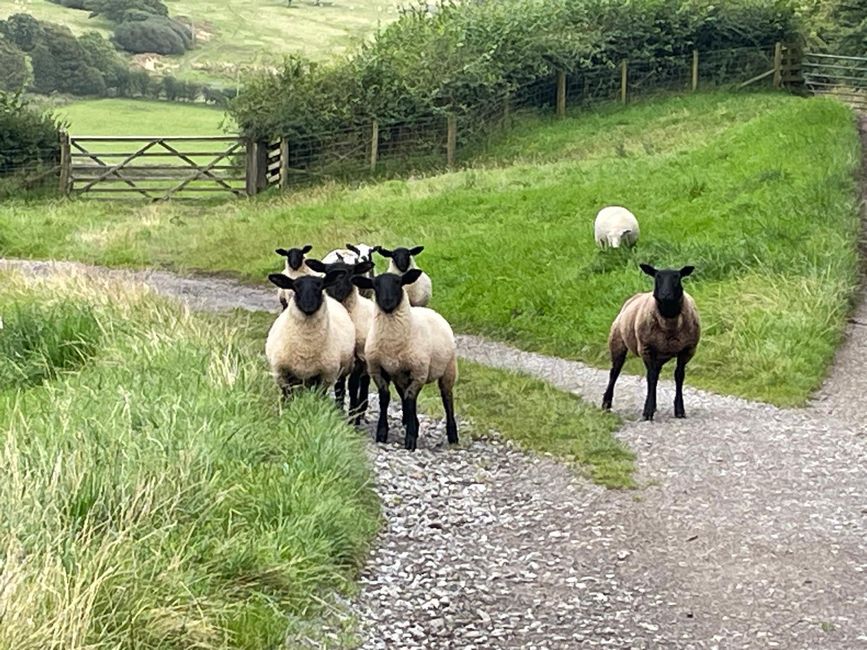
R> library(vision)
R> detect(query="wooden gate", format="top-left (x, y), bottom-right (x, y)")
top-left (61, 135), bottom-right (268, 200)
top-left (802, 52), bottom-right (867, 110)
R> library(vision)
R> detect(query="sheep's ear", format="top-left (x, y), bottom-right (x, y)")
top-left (301, 244), bottom-right (313, 254)
top-left (305, 259), bottom-right (327, 273)
top-left (268, 273), bottom-right (293, 289)
top-left (377, 247), bottom-right (393, 258)
top-left (402, 269), bottom-right (423, 286)
top-left (679, 265), bottom-right (695, 278)
top-left (323, 269), bottom-right (347, 288)
top-left (639, 263), bottom-right (657, 277)
top-left (354, 260), bottom-right (374, 275)
top-left (346, 243), bottom-right (361, 255)
top-left (352, 276), bottom-right (374, 290)
top-left (409, 245), bottom-right (424, 256)
top-left (275, 248), bottom-right (289, 257)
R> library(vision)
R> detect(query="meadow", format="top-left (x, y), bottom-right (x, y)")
top-left (56, 98), bottom-right (230, 135)
top-left (1, 92), bottom-right (859, 406)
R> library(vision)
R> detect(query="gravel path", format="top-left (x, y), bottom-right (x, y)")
top-left (3, 234), bottom-right (867, 647)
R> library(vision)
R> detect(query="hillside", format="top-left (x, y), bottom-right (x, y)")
top-left (0, 0), bottom-right (398, 84)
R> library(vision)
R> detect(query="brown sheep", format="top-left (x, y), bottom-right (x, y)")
top-left (602, 264), bottom-right (700, 421)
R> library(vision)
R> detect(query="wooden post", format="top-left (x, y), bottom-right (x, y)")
top-left (446, 114), bottom-right (456, 167)
top-left (556, 70), bottom-right (566, 117)
top-left (58, 131), bottom-right (71, 196)
top-left (279, 137), bottom-right (290, 190)
top-left (245, 139), bottom-right (259, 196)
top-left (370, 120), bottom-right (379, 173)
top-left (773, 42), bottom-right (783, 89)
top-left (692, 49), bottom-right (699, 91)
top-left (620, 60), bottom-right (628, 104)
top-left (256, 140), bottom-right (268, 192)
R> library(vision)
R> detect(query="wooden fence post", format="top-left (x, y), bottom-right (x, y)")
top-left (620, 60), bottom-right (628, 104)
top-left (58, 131), bottom-right (71, 196)
top-left (370, 120), bottom-right (379, 173)
top-left (245, 139), bottom-right (258, 196)
top-left (773, 42), bottom-right (783, 89)
top-left (692, 49), bottom-right (699, 91)
top-left (256, 140), bottom-right (269, 192)
top-left (446, 114), bottom-right (456, 167)
top-left (279, 137), bottom-right (290, 190)
top-left (556, 70), bottom-right (566, 117)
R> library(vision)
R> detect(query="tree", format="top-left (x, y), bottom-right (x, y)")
top-left (0, 38), bottom-right (30, 92)
top-left (88, 0), bottom-right (168, 23)
top-left (113, 16), bottom-right (191, 54)
top-left (829, 0), bottom-right (867, 54)
top-left (0, 13), bottom-right (44, 51)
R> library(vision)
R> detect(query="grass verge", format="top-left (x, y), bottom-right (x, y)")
top-left (0, 270), bottom-right (377, 649)
top-left (0, 92), bottom-right (860, 405)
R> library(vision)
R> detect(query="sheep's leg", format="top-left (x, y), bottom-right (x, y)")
top-left (279, 374), bottom-right (301, 402)
top-left (347, 367), bottom-right (361, 421)
top-left (402, 381), bottom-right (423, 451)
top-left (674, 350), bottom-right (691, 418)
top-left (334, 376), bottom-right (347, 411)
top-left (394, 383), bottom-right (408, 425)
top-left (642, 356), bottom-right (662, 421)
top-left (602, 348), bottom-right (628, 410)
top-left (372, 373), bottom-right (390, 443)
top-left (356, 373), bottom-right (371, 425)
top-left (439, 358), bottom-right (459, 444)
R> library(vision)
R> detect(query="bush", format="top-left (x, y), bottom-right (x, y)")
top-left (87, 0), bottom-right (169, 23)
top-left (113, 15), bottom-right (192, 54)
top-left (0, 91), bottom-right (62, 195)
top-left (231, 0), bottom-right (799, 141)
top-left (0, 38), bottom-right (29, 92)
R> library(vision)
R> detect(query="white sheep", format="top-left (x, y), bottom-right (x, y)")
top-left (602, 264), bottom-right (700, 421)
top-left (305, 257), bottom-right (376, 423)
top-left (352, 270), bottom-right (457, 451)
top-left (375, 245), bottom-right (432, 307)
top-left (594, 206), bottom-right (640, 249)
top-left (274, 244), bottom-right (316, 310)
top-left (265, 269), bottom-right (356, 408)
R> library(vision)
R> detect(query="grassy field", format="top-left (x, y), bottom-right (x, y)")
top-left (56, 98), bottom-right (230, 135)
top-left (2, 0), bottom-right (398, 83)
top-left (0, 92), bottom-right (860, 405)
top-left (0, 270), bottom-right (378, 648)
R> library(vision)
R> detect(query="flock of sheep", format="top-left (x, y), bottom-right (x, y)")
top-left (264, 206), bottom-right (700, 451)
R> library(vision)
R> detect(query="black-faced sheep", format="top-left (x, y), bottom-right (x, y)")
top-left (353, 270), bottom-right (457, 451)
top-left (305, 257), bottom-right (376, 423)
top-left (375, 245), bottom-right (432, 307)
top-left (265, 270), bottom-right (356, 408)
top-left (602, 264), bottom-right (700, 421)
top-left (274, 244), bottom-right (315, 310)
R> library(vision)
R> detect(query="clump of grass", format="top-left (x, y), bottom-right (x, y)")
top-left (0, 271), bottom-right (378, 649)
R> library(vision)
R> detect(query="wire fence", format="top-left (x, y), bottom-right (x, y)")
top-left (273, 43), bottom-right (783, 191)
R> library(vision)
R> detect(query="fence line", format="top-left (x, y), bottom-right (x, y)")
top-left (34, 43), bottom-right (799, 201)
top-left (802, 52), bottom-right (867, 111)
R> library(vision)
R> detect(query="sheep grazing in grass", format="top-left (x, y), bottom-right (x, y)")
top-left (375, 245), bottom-right (432, 307)
top-left (594, 206), bottom-right (640, 249)
top-left (265, 269), bottom-right (356, 408)
top-left (602, 263), bottom-right (700, 421)
top-left (353, 270), bottom-right (458, 451)
top-left (306, 257), bottom-right (375, 423)
top-left (274, 244), bottom-right (315, 310)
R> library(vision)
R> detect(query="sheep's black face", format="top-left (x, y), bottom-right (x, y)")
top-left (640, 263), bottom-right (695, 318)
top-left (355, 269), bottom-right (421, 313)
top-left (291, 276), bottom-right (327, 315)
top-left (305, 259), bottom-right (373, 303)
top-left (276, 244), bottom-right (312, 271)
top-left (377, 245), bottom-right (423, 273)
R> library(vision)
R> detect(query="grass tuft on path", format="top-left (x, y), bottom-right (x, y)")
top-left (0, 271), bottom-right (377, 649)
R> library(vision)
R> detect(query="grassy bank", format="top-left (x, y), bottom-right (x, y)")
top-left (0, 92), bottom-right (860, 405)
top-left (0, 270), bottom-right (378, 648)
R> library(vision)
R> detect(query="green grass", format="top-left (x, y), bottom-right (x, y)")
top-left (420, 360), bottom-right (632, 488)
top-left (0, 270), bottom-right (378, 648)
top-left (3, 0), bottom-right (399, 83)
top-left (57, 98), bottom-right (231, 135)
top-left (0, 92), bottom-right (861, 405)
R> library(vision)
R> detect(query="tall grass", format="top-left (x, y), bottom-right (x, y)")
top-left (0, 271), bottom-right (377, 649)
top-left (0, 92), bottom-right (860, 404)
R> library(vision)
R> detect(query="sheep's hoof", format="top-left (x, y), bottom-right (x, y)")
top-left (601, 399), bottom-right (612, 411)
top-left (404, 437), bottom-right (417, 451)
top-left (375, 429), bottom-right (388, 444)
top-left (674, 411), bottom-right (686, 419)
top-left (642, 411), bottom-right (654, 421)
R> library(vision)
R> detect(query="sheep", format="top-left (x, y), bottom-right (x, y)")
top-left (602, 263), bottom-right (700, 421)
top-left (594, 206), bottom-right (640, 249)
top-left (375, 245), bottom-right (432, 307)
top-left (352, 270), bottom-right (457, 451)
top-left (305, 257), bottom-right (376, 423)
top-left (274, 244), bottom-right (315, 310)
top-left (265, 269), bottom-right (356, 409)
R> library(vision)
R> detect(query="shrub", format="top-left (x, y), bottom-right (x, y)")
top-left (113, 15), bottom-right (192, 55)
top-left (87, 0), bottom-right (169, 23)
top-left (0, 38), bottom-right (29, 92)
